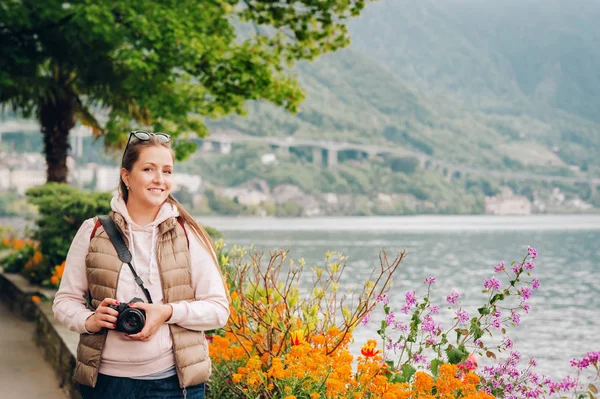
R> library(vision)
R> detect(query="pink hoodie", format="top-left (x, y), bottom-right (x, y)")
top-left (52, 195), bottom-right (229, 377)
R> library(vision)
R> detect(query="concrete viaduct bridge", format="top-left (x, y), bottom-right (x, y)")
top-left (203, 131), bottom-right (600, 192)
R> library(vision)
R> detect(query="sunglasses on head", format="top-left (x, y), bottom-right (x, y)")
top-left (122, 130), bottom-right (171, 166)
top-left (123, 129), bottom-right (170, 153)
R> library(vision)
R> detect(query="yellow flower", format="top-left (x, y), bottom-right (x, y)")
top-left (290, 330), bottom-right (305, 346)
top-left (360, 340), bottom-right (380, 357)
top-left (310, 393), bottom-right (320, 399)
top-left (284, 396), bottom-right (296, 399)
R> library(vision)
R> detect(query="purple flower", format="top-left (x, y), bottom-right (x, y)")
top-left (512, 263), bottom-right (522, 274)
top-left (484, 277), bottom-right (501, 291)
top-left (424, 276), bottom-right (436, 285)
top-left (429, 305), bottom-right (439, 315)
top-left (413, 353), bottom-right (427, 364)
top-left (532, 278), bottom-right (540, 290)
top-left (494, 261), bottom-right (506, 273)
top-left (527, 245), bottom-right (538, 259)
top-left (570, 351), bottom-right (600, 370)
top-left (420, 314), bottom-right (437, 333)
top-left (405, 291), bottom-right (417, 307)
top-left (523, 260), bottom-right (535, 271)
top-left (376, 293), bottom-right (389, 305)
top-left (521, 302), bottom-right (530, 313)
top-left (446, 290), bottom-right (460, 305)
top-left (393, 320), bottom-right (408, 331)
top-left (491, 317), bottom-right (501, 329)
top-left (511, 310), bottom-right (521, 325)
top-left (361, 313), bottom-right (371, 326)
top-left (529, 358), bottom-right (538, 367)
top-left (521, 286), bottom-right (532, 300)
top-left (502, 336), bottom-right (514, 349)
top-left (456, 309), bottom-right (469, 324)
top-left (386, 312), bottom-right (395, 326)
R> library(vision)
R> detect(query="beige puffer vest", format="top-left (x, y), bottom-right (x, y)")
top-left (74, 212), bottom-right (211, 388)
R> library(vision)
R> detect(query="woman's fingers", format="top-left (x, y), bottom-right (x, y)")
top-left (99, 314), bottom-right (118, 324)
top-left (99, 320), bottom-right (116, 329)
top-left (97, 298), bottom-right (120, 317)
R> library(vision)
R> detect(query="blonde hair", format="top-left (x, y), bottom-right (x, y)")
top-left (119, 135), bottom-right (219, 267)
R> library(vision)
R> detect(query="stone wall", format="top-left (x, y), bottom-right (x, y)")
top-left (0, 271), bottom-right (81, 399)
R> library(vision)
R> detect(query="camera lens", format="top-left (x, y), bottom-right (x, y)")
top-left (119, 308), bottom-right (146, 334)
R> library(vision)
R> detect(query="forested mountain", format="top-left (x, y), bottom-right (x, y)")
top-left (212, 0), bottom-right (600, 173)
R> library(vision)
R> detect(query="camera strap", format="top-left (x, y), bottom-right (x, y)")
top-left (98, 215), bottom-right (153, 304)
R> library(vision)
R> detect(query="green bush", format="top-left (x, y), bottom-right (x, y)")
top-left (2, 243), bottom-right (37, 273)
top-left (26, 183), bottom-right (112, 272)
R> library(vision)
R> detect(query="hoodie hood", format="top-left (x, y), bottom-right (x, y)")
top-left (110, 194), bottom-right (179, 232)
top-left (110, 194), bottom-right (179, 285)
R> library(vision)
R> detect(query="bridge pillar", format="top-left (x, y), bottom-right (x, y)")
top-left (312, 147), bottom-right (323, 166)
top-left (326, 148), bottom-right (338, 168)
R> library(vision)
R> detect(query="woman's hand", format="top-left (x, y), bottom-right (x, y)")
top-left (85, 298), bottom-right (119, 333)
top-left (124, 302), bottom-right (173, 342)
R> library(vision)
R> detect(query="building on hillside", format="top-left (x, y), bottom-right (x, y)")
top-left (484, 187), bottom-right (532, 216)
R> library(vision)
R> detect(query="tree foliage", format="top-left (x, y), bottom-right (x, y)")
top-left (0, 0), bottom-right (369, 181)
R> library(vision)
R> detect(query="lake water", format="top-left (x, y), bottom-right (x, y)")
top-left (197, 214), bottom-right (600, 381)
top-left (2, 214), bottom-right (599, 381)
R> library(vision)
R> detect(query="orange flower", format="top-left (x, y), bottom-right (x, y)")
top-left (290, 330), bottom-right (305, 346)
top-left (32, 251), bottom-right (43, 265)
top-left (360, 340), bottom-right (380, 357)
top-left (55, 261), bottom-right (66, 278)
top-left (31, 296), bottom-right (41, 304)
top-left (50, 275), bottom-right (59, 285)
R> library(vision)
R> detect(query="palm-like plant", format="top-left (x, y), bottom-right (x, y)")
top-left (1, 0), bottom-right (368, 183)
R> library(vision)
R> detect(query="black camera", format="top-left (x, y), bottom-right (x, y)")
top-left (108, 297), bottom-right (146, 334)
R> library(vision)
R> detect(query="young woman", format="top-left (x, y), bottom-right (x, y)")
top-left (53, 131), bottom-right (229, 399)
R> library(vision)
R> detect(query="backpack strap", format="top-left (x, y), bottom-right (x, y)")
top-left (90, 218), bottom-right (102, 240)
top-left (177, 217), bottom-right (189, 248)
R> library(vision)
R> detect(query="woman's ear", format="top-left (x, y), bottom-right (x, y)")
top-left (120, 168), bottom-right (129, 188)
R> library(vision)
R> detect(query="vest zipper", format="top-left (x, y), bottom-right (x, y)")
top-left (182, 386), bottom-right (187, 399)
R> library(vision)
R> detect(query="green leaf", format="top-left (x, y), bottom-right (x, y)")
top-left (430, 359), bottom-right (443, 377)
top-left (399, 365), bottom-right (417, 382)
top-left (446, 346), bottom-right (467, 364)
top-left (478, 307), bottom-right (490, 315)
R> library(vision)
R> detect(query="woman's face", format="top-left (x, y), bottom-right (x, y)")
top-left (121, 145), bottom-right (174, 209)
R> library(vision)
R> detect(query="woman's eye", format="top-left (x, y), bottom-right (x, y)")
top-left (144, 168), bottom-right (153, 172)
top-left (164, 170), bottom-right (172, 175)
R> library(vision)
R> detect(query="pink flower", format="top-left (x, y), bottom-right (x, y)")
top-left (446, 290), bottom-right (460, 304)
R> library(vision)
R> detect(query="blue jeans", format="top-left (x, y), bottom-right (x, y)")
top-left (80, 373), bottom-right (205, 399)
